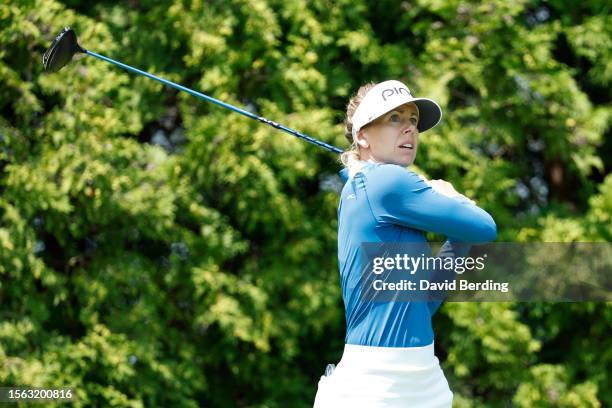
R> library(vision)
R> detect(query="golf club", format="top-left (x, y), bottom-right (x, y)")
top-left (42, 27), bottom-right (344, 154)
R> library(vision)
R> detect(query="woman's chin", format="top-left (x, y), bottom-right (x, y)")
top-left (389, 155), bottom-right (415, 167)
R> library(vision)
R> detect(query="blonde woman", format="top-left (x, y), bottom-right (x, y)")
top-left (314, 80), bottom-right (497, 407)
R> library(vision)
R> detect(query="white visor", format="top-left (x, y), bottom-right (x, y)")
top-left (351, 80), bottom-right (442, 139)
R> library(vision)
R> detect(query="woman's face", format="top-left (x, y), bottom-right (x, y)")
top-left (356, 102), bottom-right (420, 166)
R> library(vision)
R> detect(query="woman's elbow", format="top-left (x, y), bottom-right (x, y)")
top-left (474, 216), bottom-right (497, 243)
top-left (484, 219), bottom-right (497, 242)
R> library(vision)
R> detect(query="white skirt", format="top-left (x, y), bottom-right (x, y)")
top-left (313, 342), bottom-right (453, 408)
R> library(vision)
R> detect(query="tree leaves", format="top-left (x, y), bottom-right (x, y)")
top-left (1, 0), bottom-right (609, 406)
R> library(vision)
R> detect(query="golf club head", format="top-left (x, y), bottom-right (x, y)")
top-left (42, 27), bottom-right (86, 72)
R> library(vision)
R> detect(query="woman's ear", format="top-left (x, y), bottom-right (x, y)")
top-left (355, 129), bottom-right (369, 149)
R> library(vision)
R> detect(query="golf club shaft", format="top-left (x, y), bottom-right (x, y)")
top-left (85, 50), bottom-right (344, 154)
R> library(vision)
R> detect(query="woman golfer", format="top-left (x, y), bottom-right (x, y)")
top-left (314, 80), bottom-right (497, 407)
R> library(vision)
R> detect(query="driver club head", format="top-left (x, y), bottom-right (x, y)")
top-left (42, 27), bottom-right (86, 72)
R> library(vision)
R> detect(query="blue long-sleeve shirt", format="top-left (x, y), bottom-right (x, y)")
top-left (338, 163), bottom-right (497, 347)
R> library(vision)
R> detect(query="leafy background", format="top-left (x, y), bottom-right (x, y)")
top-left (1, 0), bottom-right (610, 406)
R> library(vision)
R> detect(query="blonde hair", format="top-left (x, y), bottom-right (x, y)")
top-left (340, 82), bottom-right (377, 178)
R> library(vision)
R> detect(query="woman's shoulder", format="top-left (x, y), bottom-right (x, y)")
top-left (340, 163), bottom-right (426, 190)
top-left (360, 164), bottom-right (430, 201)
top-left (363, 163), bottom-right (423, 183)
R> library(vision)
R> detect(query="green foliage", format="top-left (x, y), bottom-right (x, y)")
top-left (1, 0), bottom-right (610, 406)
top-left (514, 364), bottom-right (601, 408)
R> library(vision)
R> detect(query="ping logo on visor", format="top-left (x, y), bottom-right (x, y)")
top-left (381, 86), bottom-right (412, 101)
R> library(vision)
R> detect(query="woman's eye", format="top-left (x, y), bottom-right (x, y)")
top-left (410, 117), bottom-right (418, 125)
top-left (389, 114), bottom-right (401, 122)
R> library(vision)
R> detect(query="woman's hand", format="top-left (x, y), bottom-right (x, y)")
top-left (426, 179), bottom-right (476, 205)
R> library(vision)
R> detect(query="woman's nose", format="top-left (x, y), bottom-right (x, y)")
top-left (402, 123), bottom-right (415, 134)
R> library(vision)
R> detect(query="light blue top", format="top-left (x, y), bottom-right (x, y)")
top-left (338, 163), bottom-right (497, 347)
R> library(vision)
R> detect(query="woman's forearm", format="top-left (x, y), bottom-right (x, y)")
top-left (366, 164), bottom-right (497, 243)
